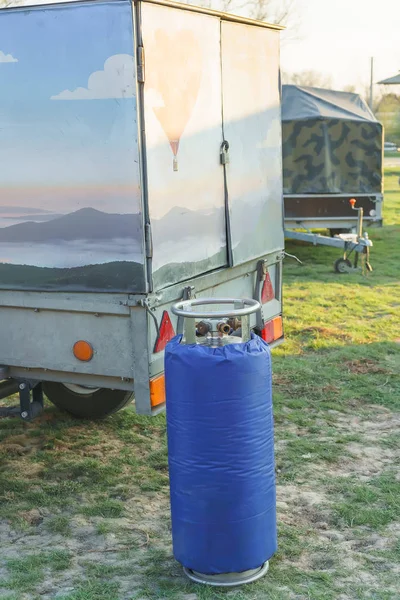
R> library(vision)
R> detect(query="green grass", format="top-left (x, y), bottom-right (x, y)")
top-left (47, 515), bottom-right (72, 536)
top-left (0, 167), bottom-right (399, 599)
top-left (331, 472), bottom-right (399, 529)
top-left (4, 551), bottom-right (72, 592)
top-left (58, 581), bottom-right (121, 600)
top-left (81, 499), bottom-right (125, 518)
top-left (384, 150), bottom-right (400, 158)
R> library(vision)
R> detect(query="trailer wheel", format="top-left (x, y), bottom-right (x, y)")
top-left (43, 382), bottom-right (133, 419)
top-left (334, 258), bottom-right (352, 273)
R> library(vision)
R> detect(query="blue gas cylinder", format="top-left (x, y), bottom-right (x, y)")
top-left (165, 333), bottom-right (277, 578)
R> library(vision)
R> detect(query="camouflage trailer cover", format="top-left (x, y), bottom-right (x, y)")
top-left (282, 85), bottom-right (383, 195)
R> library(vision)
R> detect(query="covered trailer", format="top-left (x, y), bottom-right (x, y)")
top-left (0, 0), bottom-right (284, 419)
top-left (282, 85), bottom-right (383, 233)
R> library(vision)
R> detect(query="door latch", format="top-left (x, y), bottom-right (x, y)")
top-left (220, 140), bottom-right (230, 165)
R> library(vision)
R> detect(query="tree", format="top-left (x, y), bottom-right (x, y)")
top-left (343, 84), bottom-right (357, 94)
top-left (194, 0), bottom-right (298, 29)
top-left (281, 70), bottom-right (332, 89)
top-left (236, 0), bottom-right (296, 24)
top-left (375, 93), bottom-right (400, 143)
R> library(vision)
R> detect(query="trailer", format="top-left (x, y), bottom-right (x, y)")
top-left (281, 85), bottom-right (382, 271)
top-left (0, 0), bottom-right (284, 419)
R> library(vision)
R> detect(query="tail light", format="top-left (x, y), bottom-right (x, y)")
top-left (154, 311), bottom-right (176, 353)
top-left (261, 316), bottom-right (283, 344)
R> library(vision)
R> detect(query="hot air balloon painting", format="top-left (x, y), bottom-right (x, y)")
top-left (145, 29), bottom-right (203, 171)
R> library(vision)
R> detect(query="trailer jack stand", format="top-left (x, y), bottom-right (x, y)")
top-left (0, 381), bottom-right (44, 421)
top-left (334, 199), bottom-right (373, 274)
top-left (334, 242), bottom-right (372, 274)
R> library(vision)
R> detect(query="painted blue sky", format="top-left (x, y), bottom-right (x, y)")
top-left (0, 0), bottom-right (140, 201)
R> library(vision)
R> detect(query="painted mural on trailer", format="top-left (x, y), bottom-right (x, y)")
top-left (141, 4), bottom-right (283, 290)
top-left (142, 4), bottom-right (228, 290)
top-left (0, 1), bottom-right (145, 292)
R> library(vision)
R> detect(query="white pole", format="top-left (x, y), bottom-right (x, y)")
top-left (370, 57), bottom-right (374, 110)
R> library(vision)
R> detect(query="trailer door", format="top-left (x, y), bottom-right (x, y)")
top-left (220, 21), bottom-right (284, 266)
top-left (140, 3), bottom-right (227, 290)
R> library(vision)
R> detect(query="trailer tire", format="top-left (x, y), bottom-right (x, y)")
top-left (43, 382), bottom-right (133, 419)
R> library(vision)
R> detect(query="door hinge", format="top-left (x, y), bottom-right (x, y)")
top-left (145, 223), bottom-right (153, 259)
top-left (137, 46), bottom-right (145, 83)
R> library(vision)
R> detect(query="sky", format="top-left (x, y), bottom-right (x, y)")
top-left (280, 0), bottom-right (400, 94)
top-left (0, 1), bottom-right (141, 214)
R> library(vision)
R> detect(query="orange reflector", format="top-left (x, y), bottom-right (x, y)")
top-left (261, 316), bottom-right (283, 344)
top-left (273, 316), bottom-right (283, 340)
top-left (349, 198), bottom-right (356, 207)
top-left (73, 340), bottom-right (94, 362)
top-left (150, 374), bottom-right (166, 407)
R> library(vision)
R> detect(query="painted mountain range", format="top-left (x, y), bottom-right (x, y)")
top-left (0, 208), bottom-right (142, 242)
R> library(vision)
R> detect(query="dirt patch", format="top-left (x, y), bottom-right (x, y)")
top-left (321, 384), bottom-right (340, 394)
top-left (272, 374), bottom-right (293, 386)
top-left (295, 326), bottom-right (352, 341)
top-left (275, 395), bottom-right (400, 598)
top-left (320, 443), bottom-right (397, 479)
top-left (1, 459), bottom-right (44, 480)
top-left (20, 508), bottom-right (44, 526)
top-left (333, 406), bottom-right (400, 438)
top-left (1, 433), bottom-right (45, 456)
top-left (0, 503), bottom-right (159, 600)
top-left (344, 359), bottom-right (389, 375)
top-left (125, 492), bottom-right (170, 542)
top-left (277, 483), bottom-right (330, 533)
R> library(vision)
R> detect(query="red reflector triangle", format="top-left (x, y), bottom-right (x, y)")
top-left (261, 272), bottom-right (274, 304)
top-left (154, 311), bottom-right (176, 353)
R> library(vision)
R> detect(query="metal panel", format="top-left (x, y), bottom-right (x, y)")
top-left (0, 0), bottom-right (146, 292)
top-left (141, 3), bottom-right (227, 290)
top-left (285, 218), bottom-right (383, 231)
top-left (221, 22), bottom-right (284, 265)
top-left (0, 306), bottom-right (134, 378)
top-left (147, 251), bottom-right (283, 378)
top-left (130, 306), bottom-right (152, 415)
top-left (284, 196), bottom-right (379, 220)
top-left (0, 290), bottom-right (131, 314)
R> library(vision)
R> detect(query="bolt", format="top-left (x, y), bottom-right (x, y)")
top-left (21, 411), bottom-right (28, 419)
top-left (19, 383), bottom-right (26, 390)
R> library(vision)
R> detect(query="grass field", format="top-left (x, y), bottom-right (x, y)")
top-left (0, 169), bottom-right (399, 600)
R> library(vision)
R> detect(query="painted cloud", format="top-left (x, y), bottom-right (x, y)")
top-left (0, 51), bottom-right (18, 63)
top-left (51, 54), bottom-right (135, 100)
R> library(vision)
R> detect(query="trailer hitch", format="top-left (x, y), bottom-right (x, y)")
top-left (0, 377), bottom-right (44, 421)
